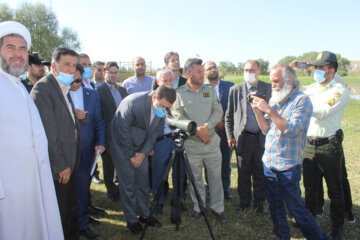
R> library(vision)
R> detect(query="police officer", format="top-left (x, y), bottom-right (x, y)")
top-left (301, 51), bottom-right (350, 240)
top-left (21, 52), bottom-right (46, 93)
top-left (172, 58), bottom-right (227, 223)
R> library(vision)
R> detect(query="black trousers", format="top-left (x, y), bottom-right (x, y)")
top-left (54, 174), bottom-right (80, 240)
top-left (317, 154), bottom-right (353, 213)
top-left (303, 140), bottom-right (345, 228)
top-left (101, 150), bottom-right (119, 198)
top-left (236, 133), bottom-right (266, 207)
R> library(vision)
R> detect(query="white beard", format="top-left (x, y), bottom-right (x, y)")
top-left (270, 83), bottom-right (292, 104)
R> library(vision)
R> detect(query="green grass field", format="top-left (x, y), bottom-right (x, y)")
top-left (88, 78), bottom-right (360, 240)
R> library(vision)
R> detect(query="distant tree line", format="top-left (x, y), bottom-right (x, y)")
top-left (278, 51), bottom-right (350, 76)
top-left (0, 2), bottom-right (81, 61)
top-left (218, 58), bottom-right (270, 78)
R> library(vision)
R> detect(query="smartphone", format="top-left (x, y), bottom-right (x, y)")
top-left (295, 61), bottom-right (307, 69)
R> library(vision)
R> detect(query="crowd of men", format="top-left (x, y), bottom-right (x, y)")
top-left (0, 20), bottom-right (356, 240)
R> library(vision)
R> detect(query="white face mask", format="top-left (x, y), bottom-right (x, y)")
top-left (244, 72), bottom-right (256, 84)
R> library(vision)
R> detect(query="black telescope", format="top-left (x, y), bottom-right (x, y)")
top-left (166, 117), bottom-right (197, 136)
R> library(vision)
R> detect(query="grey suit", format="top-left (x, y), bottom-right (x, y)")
top-left (109, 91), bottom-right (163, 223)
top-left (97, 83), bottom-right (128, 198)
top-left (225, 80), bottom-right (271, 208)
top-left (31, 72), bottom-right (81, 239)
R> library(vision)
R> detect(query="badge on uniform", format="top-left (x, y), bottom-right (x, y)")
top-left (328, 98), bottom-right (335, 106)
top-left (203, 92), bottom-right (210, 98)
top-left (334, 92), bottom-right (342, 98)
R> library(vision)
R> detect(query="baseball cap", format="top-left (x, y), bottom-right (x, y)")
top-left (309, 51), bottom-right (338, 66)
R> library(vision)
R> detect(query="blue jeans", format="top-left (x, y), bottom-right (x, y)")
top-left (264, 164), bottom-right (328, 240)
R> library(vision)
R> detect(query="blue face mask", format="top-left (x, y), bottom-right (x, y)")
top-left (314, 69), bottom-right (326, 83)
top-left (58, 72), bottom-right (74, 86)
top-left (82, 67), bottom-right (92, 80)
top-left (153, 107), bottom-right (165, 118)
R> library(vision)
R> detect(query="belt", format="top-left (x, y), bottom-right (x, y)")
top-left (307, 137), bottom-right (329, 146)
top-left (244, 130), bottom-right (259, 136)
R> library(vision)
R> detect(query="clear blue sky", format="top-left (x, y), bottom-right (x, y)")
top-left (3, 0), bottom-right (359, 68)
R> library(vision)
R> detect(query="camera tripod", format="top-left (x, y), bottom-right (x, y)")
top-left (140, 130), bottom-right (216, 240)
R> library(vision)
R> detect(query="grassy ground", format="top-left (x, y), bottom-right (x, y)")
top-left (88, 79), bottom-right (360, 240)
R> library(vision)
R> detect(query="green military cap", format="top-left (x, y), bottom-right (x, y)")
top-left (309, 51), bottom-right (338, 66)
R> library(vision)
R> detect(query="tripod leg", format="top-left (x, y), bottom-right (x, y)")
top-left (140, 150), bottom-right (176, 240)
top-left (182, 151), bottom-right (216, 240)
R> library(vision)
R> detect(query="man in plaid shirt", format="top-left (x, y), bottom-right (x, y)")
top-left (251, 64), bottom-right (328, 240)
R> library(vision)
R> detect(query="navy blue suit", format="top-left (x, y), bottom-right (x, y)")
top-left (216, 79), bottom-right (234, 194)
top-left (70, 87), bottom-right (105, 231)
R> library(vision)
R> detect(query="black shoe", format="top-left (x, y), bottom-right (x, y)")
top-left (345, 209), bottom-right (356, 224)
top-left (170, 200), bottom-right (188, 212)
top-left (80, 227), bottom-right (99, 239)
top-left (212, 211), bottom-right (228, 223)
top-left (255, 204), bottom-right (268, 214)
top-left (224, 191), bottom-right (233, 200)
top-left (88, 217), bottom-right (100, 227)
top-left (189, 211), bottom-right (201, 221)
top-left (236, 204), bottom-right (249, 212)
top-left (138, 216), bottom-right (161, 228)
top-left (153, 204), bottom-right (164, 215)
top-left (88, 204), bottom-right (106, 216)
top-left (127, 221), bottom-right (143, 235)
top-left (331, 227), bottom-right (343, 240)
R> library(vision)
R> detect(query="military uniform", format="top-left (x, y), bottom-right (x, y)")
top-left (21, 77), bottom-right (34, 93)
top-left (303, 79), bottom-right (350, 229)
top-left (172, 83), bottom-right (224, 213)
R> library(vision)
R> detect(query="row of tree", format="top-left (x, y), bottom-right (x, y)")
top-left (0, 3), bottom-right (81, 60)
top-left (0, 3), bottom-right (351, 77)
top-left (277, 51), bottom-right (350, 76)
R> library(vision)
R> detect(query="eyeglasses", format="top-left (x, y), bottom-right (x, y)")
top-left (72, 78), bottom-right (82, 84)
top-left (106, 71), bottom-right (118, 75)
top-left (205, 66), bottom-right (217, 71)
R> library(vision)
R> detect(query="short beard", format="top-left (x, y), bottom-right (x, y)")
top-left (270, 82), bottom-right (292, 104)
top-left (207, 73), bottom-right (218, 81)
top-left (0, 56), bottom-right (26, 77)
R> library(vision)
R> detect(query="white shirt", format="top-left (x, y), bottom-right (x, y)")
top-left (69, 86), bottom-right (84, 110)
top-left (304, 79), bottom-right (350, 137)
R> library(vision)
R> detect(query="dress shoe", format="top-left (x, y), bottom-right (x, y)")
top-left (224, 191), bottom-right (233, 200)
top-left (170, 199), bottom-right (188, 211)
top-left (236, 204), bottom-right (250, 212)
top-left (153, 204), bottom-right (164, 215)
top-left (127, 221), bottom-right (143, 235)
top-left (88, 217), bottom-right (100, 227)
top-left (212, 211), bottom-right (228, 223)
top-left (88, 204), bottom-right (106, 216)
top-left (331, 227), bottom-right (343, 240)
top-left (80, 227), bottom-right (99, 239)
top-left (345, 209), bottom-right (356, 224)
top-left (255, 204), bottom-right (268, 214)
top-left (138, 216), bottom-right (161, 228)
top-left (189, 211), bottom-right (201, 221)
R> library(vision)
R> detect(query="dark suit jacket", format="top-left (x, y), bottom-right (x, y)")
top-left (31, 73), bottom-right (81, 180)
top-left (152, 75), bottom-right (187, 90)
top-left (70, 88), bottom-right (105, 170)
top-left (225, 80), bottom-right (271, 154)
top-left (109, 92), bottom-right (163, 159)
top-left (216, 79), bottom-right (234, 140)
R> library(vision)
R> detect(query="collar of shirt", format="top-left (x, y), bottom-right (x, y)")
top-left (184, 82), bottom-right (205, 93)
top-left (0, 67), bottom-right (22, 87)
top-left (105, 81), bottom-right (117, 90)
top-left (69, 86), bottom-right (84, 110)
top-left (246, 81), bottom-right (258, 91)
top-left (53, 73), bottom-right (71, 95)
